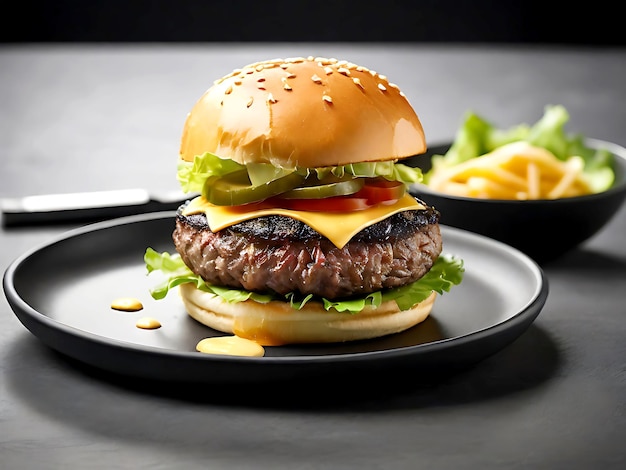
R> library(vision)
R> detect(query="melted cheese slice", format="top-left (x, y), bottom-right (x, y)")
top-left (182, 194), bottom-right (425, 249)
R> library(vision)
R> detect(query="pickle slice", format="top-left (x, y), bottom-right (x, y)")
top-left (203, 170), bottom-right (305, 205)
top-left (280, 175), bottom-right (365, 199)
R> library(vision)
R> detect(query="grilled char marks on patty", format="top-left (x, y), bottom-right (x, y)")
top-left (173, 203), bottom-right (442, 300)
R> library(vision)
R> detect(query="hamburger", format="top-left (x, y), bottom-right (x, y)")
top-left (145, 56), bottom-right (464, 346)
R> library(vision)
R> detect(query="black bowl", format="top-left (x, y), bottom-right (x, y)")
top-left (407, 138), bottom-right (626, 263)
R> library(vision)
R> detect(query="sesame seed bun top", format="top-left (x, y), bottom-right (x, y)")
top-left (179, 56), bottom-right (427, 169)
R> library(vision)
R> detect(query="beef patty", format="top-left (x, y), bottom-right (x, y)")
top-left (173, 201), bottom-right (442, 299)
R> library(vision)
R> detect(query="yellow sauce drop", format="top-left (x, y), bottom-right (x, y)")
top-left (111, 297), bottom-right (144, 312)
top-left (135, 317), bottom-right (162, 330)
top-left (196, 336), bottom-right (265, 357)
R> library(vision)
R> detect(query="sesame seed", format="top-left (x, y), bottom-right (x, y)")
top-left (267, 93), bottom-right (277, 104)
top-left (324, 67), bottom-right (333, 75)
top-left (224, 85), bottom-right (232, 95)
top-left (322, 95), bottom-right (333, 104)
top-left (255, 65), bottom-right (264, 72)
top-left (338, 67), bottom-right (351, 76)
top-left (247, 97), bottom-right (254, 107)
top-left (286, 72), bottom-right (296, 78)
top-left (388, 83), bottom-right (400, 90)
top-left (234, 79), bottom-right (242, 86)
top-left (284, 83), bottom-right (292, 91)
top-left (377, 83), bottom-right (387, 92)
top-left (311, 74), bottom-right (323, 84)
top-left (352, 77), bottom-right (364, 89)
top-left (378, 74), bottom-right (387, 81)
top-left (257, 77), bottom-right (266, 82)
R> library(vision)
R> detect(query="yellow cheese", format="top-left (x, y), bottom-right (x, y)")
top-left (182, 194), bottom-right (425, 249)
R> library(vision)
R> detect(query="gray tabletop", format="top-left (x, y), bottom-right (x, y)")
top-left (1, 43), bottom-right (625, 469)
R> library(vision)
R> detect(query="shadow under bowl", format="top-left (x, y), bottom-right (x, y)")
top-left (407, 138), bottom-right (626, 264)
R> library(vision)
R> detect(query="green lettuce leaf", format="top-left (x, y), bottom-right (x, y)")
top-left (177, 152), bottom-right (244, 194)
top-left (426, 104), bottom-right (615, 193)
top-left (177, 152), bottom-right (424, 195)
top-left (144, 248), bottom-right (464, 314)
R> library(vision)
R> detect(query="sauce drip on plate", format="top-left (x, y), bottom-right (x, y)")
top-left (111, 297), bottom-right (144, 312)
top-left (196, 336), bottom-right (265, 357)
top-left (135, 317), bottom-right (162, 330)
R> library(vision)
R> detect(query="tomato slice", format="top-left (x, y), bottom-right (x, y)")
top-left (356, 178), bottom-right (406, 204)
top-left (272, 195), bottom-right (372, 212)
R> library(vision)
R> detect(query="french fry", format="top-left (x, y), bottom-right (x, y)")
top-left (547, 156), bottom-right (587, 199)
top-left (526, 161), bottom-right (540, 199)
top-left (466, 176), bottom-right (519, 199)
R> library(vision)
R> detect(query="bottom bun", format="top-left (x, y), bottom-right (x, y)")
top-left (178, 283), bottom-right (437, 346)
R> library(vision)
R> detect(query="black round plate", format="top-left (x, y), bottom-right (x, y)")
top-left (3, 212), bottom-right (548, 384)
